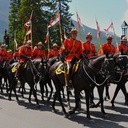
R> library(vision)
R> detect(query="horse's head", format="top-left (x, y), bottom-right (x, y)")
top-left (88, 55), bottom-right (106, 73)
top-left (115, 55), bottom-right (128, 71)
top-left (102, 57), bottom-right (116, 77)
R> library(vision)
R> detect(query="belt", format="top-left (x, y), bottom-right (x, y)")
top-left (70, 52), bottom-right (77, 54)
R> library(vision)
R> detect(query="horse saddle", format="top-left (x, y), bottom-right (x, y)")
top-left (11, 62), bottom-right (20, 73)
top-left (55, 60), bottom-right (81, 75)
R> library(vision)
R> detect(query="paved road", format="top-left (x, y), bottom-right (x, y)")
top-left (0, 82), bottom-right (128, 128)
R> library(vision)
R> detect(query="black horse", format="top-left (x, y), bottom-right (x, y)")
top-left (49, 55), bottom-right (110, 118)
top-left (69, 55), bottom-right (115, 119)
top-left (90, 56), bottom-right (116, 107)
top-left (110, 54), bottom-right (128, 107)
top-left (33, 59), bottom-right (53, 101)
top-left (0, 59), bottom-right (19, 101)
top-left (18, 59), bottom-right (40, 104)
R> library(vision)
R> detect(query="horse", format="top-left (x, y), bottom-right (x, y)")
top-left (0, 59), bottom-right (19, 101)
top-left (110, 54), bottom-right (128, 107)
top-left (89, 56), bottom-right (116, 107)
top-left (33, 58), bottom-right (53, 101)
top-left (17, 59), bottom-right (40, 105)
top-left (49, 55), bottom-right (111, 118)
top-left (69, 55), bottom-right (116, 119)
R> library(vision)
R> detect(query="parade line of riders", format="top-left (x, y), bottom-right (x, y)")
top-left (0, 28), bottom-right (128, 84)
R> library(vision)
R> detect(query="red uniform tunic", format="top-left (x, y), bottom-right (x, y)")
top-left (62, 38), bottom-right (83, 62)
top-left (7, 53), bottom-right (13, 60)
top-left (32, 48), bottom-right (46, 59)
top-left (48, 49), bottom-right (59, 59)
top-left (102, 43), bottom-right (116, 55)
top-left (0, 49), bottom-right (8, 61)
top-left (13, 52), bottom-right (20, 60)
top-left (19, 45), bottom-right (32, 62)
top-left (119, 43), bottom-right (128, 54)
top-left (83, 41), bottom-right (96, 58)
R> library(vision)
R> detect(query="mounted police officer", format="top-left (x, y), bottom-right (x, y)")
top-left (48, 43), bottom-right (59, 59)
top-left (60, 28), bottom-right (83, 86)
top-left (102, 35), bottom-right (116, 57)
top-left (119, 36), bottom-right (128, 55)
top-left (83, 32), bottom-right (97, 59)
top-left (15, 40), bottom-right (32, 78)
top-left (0, 44), bottom-right (8, 62)
top-left (32, 42), bottom-right (46, 60)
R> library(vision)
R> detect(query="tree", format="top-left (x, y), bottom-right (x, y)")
top-left (48, 0), bottom-right (73, 46)
top-left (8, 0), bottom-right (21, 49)
top-left (18, 0), bottom-right (48, 46)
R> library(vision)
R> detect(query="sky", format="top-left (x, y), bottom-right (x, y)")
top-left (69, 0), bottom-right (128, 37)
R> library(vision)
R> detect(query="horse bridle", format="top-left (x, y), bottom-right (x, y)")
top-left (82, 61), bottom-right (110, 86)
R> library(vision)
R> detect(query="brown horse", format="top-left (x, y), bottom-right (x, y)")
top-left (49, 55), bottom-right (109, 118)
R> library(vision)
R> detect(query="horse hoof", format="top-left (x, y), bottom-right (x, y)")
top-left (8, 98), bottom-right (11, 101)
top-left (64, 113), bottom-right (69, 118)
top-left (52, 109), bottom-right (57, 113)
top-left (125, 101), bottom-right (128, 105)
top-left (103, 114), bottom-right (109, 118)
top-left (69, 110), bottom-right (75, 115)
top-left (47, 97), bottom-right (50, 102)
top-left (88, 118), bottom-right (95, 123)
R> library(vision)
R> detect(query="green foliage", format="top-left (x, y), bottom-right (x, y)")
top-left (8, 0), bottom-right (21, 49)
top-left (8, 0), bottom-right (72, 50)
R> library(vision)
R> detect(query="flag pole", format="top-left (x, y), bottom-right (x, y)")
top-left (30, 10), bottom-right (33, 48)
top-left (58, 0), bottom-right (63, 46)
top-left (14, 32), bottom-right (16, 52)
top-left (95, 18), bottom-right (101, 48)
top-left (76, 10), bottom-right (82, 41)
top-left (112, 22), bottom-right (119, 52)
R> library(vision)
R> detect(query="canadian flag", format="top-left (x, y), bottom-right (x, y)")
top-left (45, 27), bottom-right (49, 44)
top-left (48, 12), bottom-right (60, 28)
top-left (104, 22), bottom-right (113, 33)
top-left (76, 12), bottom-right (82, 29)
top-left (26, 29), bottom-right (31, 36)
top-left (24, 19), bottom-right (31, 29)
top-left (96, 19), bottom-right (101, 39)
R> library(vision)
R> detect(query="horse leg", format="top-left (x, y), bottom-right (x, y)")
top-left (39, 81), bottom-right (45, 101)
top-left (13, 85), bottom-right (19, 102)
top-left (0, 77), bottom-right (3, 93)
top-left (66, 86), bottom-right (71, 110)
top-left (8, 88), bottom-right (12, 101)
top-left (47, 81), bottom-right (53, 101)
top-left (97, 86), bottom-right (106, 115)
top-left (69, 90), bottom-right (80, 114)
top-left (90, 86), bottom-right (96, 107)
top-left (52, 91), bottom-right (57, 112)
top-left (120, 83), bottom-right (128, 105)
top-left (5, 78), bottom-right (9, 94)
top-left (85, 90), bottom-right (91, 119)
top-left (105, 84), bottom-right (110, 101)
top-left (29, 88), bottom-right (32, 103)
top-left (111, 83), bottom-right (121, 107)
top-left (58, 90), bottom-right (68, 117)
top-left (62, 87), bottom-right (65, 99)
top-left (45, 84), bottom-right (48, 97)
top-left (32, 86), bottom-right (39, 105)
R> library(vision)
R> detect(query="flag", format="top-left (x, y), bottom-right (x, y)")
top-left (104, 22), bottom-right (113, 33)
top-left (26, 29), bottom-right (32, 36)
top-left (24, 19), bottom-right (31, 29)
top-left (45, 27), bottom-right (49, 44)
top-left (48, 12), bottom-right (60, 28)
top-left (96, 19), bottom-right (100, 39)
top-left (76, 12), bottom-right (82, 29)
